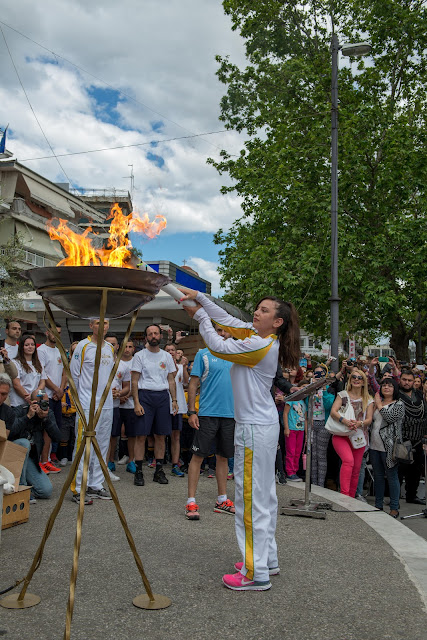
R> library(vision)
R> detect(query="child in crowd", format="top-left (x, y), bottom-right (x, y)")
top-left (283, 392), bottom-right (307, 481)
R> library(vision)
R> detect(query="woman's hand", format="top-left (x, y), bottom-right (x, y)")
top-left (369, 357), bottom-right (379, 374)
top-left (375, 392), bottom-right (383, 411)
top-left (177, 287), bottom-right (202, 317)
top-left (345, 419), bottom-right (358, 430)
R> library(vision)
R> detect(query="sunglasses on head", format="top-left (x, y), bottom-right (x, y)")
top-left (351, 375), bottom-right (363, 381)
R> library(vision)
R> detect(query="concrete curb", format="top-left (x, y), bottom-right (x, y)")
top-left (285, 480), bottom-right (427, 611)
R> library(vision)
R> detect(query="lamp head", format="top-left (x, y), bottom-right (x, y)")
top-left (341, 42), bottom-right (372, 57)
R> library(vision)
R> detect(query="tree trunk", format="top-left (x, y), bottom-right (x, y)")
top-left (390, 328), bottom-right (410, 362)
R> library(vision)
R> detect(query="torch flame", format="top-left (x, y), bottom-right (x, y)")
top-left (48, 203), bottom-right (167, 268)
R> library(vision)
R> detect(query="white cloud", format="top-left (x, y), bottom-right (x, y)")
top-left (188, 256), bottom-right (223, 296)
top-left (0, 0), bottom-right (247, 241)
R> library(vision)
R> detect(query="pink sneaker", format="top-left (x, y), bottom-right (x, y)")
top-left (222, 572), bottom-right (271, 591)
top-left (234, 562), bottom-right (280, 576)
top-left (214, 498), bottom-right (235, 514)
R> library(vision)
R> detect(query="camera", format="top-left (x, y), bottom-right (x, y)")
top-left (37, 398), bottom-right (50, 411)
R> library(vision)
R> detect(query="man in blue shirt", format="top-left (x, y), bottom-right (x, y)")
top-left (186, 326), bottom-right (235, 520)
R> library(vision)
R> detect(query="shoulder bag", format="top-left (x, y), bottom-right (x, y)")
top-left (325, 393), bottom-right (354, 435)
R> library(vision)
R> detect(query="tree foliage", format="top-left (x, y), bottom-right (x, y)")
top-left (210, 0), bottom-right (427, 358)
top-left (0, 222), bottom-right (32, 322)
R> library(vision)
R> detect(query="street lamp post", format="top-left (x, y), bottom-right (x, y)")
top-left (329, 37), bottom-right (371, 372)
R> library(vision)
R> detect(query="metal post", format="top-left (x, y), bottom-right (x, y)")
top-left (281, 387), bottom-right (328, 519)
top-left (330, 32), bottom-right (340, 373)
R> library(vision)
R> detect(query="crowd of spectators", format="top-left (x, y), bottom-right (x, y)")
top-left (1, 318), bottom-right (426, 521)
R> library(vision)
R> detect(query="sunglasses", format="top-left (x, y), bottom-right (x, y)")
top-left (351, 375), bottom-right (363, 381)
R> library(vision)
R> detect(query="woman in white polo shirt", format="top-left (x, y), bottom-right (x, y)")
top-left (10, 335), bottom-right (46, 407)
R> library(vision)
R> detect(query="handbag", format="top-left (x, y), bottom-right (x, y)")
top-left (325, 393), bottom-right (354, 435)
top-left (349, 428), bottom-right (367, 449)
top-left (392, 439), bottom-right (414, 465)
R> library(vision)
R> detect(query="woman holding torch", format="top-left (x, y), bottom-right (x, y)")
top-left (179, 288), bottom-right (300, 591)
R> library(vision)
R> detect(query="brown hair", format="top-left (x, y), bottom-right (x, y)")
top-left (255, 297), bottom-right (300, 369)
top-left (15, 336), bottom-right (42, 374)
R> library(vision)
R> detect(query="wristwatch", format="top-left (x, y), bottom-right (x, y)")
top-left (187, 410), bottom-right (197, 415)
top-left (339, 416), bottom-right (344, 423)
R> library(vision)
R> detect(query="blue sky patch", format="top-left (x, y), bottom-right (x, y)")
top-left (86, 86), bottom-right (129, 128)
top-left (151, 121), bottom-right (164, 132)
top-left (146, 151), bottom-right (165, 168)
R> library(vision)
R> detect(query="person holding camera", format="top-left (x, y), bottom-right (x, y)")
top-left (5, 382), bottom-right (61, 500)
top-left (311, 364), bottom-right (335, 487)
top-left (398, 370), bottom-right (427, 505)
top-left (328, 358), bottom-right (356, 396)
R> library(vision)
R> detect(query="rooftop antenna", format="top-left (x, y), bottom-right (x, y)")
top-left (122, 164), bottom-right (134, 202)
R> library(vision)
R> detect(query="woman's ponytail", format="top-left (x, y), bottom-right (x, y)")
top-left (255, 297), bottom-right (300, 369)
top-left (278, 301), bottom-right (300, 369)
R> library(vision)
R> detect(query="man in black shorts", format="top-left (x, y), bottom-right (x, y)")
top-left (186, 326), bottom-right (235, 520)
top-left (131, 325), bottom-right (178, 485)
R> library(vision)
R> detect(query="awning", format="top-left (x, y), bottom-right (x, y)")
top-left (21, 175), bottom-right (75, 218)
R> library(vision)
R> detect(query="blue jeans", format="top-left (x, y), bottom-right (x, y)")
top-left (369, 449), bottom-right (400, 511)
top-left (356, 453), bottom-right (367, 496)
top-left (14, 438), bottom-right (53, 499)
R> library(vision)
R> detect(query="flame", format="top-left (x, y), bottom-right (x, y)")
top-left (48, 203), bottom-right (167, 268)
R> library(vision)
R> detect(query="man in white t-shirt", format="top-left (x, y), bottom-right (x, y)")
top-left (37, 324), bottom-right (66, 471)
top-left (70, 318), bottom-right (115, 504)
top-left (165, 343), bottom-right (188, 477)
top-left (4, 320), bottom-right (21, 360)
top-left (131, 324), bottom-right (178, 486)
top-left (105, 333), bottom-right (130, 482)
top-left (118, 339), bottom-right (137, 469)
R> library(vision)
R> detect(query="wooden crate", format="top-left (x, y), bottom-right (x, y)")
top-left (1, 486), bottom-right (31, 530)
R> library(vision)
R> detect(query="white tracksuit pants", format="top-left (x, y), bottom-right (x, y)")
top-left (234, 420), bottom-right (280, 582)
top-left (71, 408), bottom-right (113, 494)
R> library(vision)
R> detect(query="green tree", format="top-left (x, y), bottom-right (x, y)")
top-left (210, 0), bottom-right (427, 359)
top-left (0, 221), bottom-right (32, 321)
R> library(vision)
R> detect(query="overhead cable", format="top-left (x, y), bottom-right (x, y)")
top-left (0, 18), bottom-right (224, 152)
top-left (20, 130), bottom-right (229, 161)
top-left (0, 23), bottom-right (76, 187)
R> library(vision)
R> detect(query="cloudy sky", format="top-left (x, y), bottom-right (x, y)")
top-left (0, 0), bottom-right (248, 295)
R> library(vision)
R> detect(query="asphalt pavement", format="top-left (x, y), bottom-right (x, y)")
top-left (1, 464), bottom-right (427, 640)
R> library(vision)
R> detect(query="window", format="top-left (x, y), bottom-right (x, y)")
top-left (23, 250), bottom-right (56, 268)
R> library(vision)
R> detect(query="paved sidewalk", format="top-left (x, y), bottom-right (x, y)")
top-left (1, 466), bottom-right (427, 640)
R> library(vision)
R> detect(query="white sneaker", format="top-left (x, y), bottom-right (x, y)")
top-left (355, 494), bottom-right (367, 503)
top-left (117, 455), bottom-right (129, 465)
top-left (59, 458), bottom-right (68, 467)
top-left (108, 469), bottom-right (120, 482)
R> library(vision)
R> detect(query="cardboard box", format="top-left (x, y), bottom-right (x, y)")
top-left (0, 420), bottom-right (28, 490)
top-left (0, 419), bottom-right (31, 529)
top-left (2, 486), bottom-right (31, 529)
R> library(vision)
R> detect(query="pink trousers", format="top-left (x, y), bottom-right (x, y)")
top-left (332, 435), bottom-right (364, 497)
top-left (285, 430), bottom-right (304, 476)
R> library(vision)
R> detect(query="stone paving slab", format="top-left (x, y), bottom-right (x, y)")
top-left (1, 467), bottom-right (427, 640)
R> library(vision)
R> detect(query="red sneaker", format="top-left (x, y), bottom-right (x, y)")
top-left (50, 452), bottom-right (58, 462)
top-left (214, 498), bottom-right (235, 514)
top-left (185, 502), bottom-right (200, 520)
top-left (40, 462), bottom-right (50, 474)
top-left (42, 461), bottom-right (62, 474)
top-left (234, 562), bottom-right (280, 576)
top-left (222, 572), bottom-right (271, 591)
